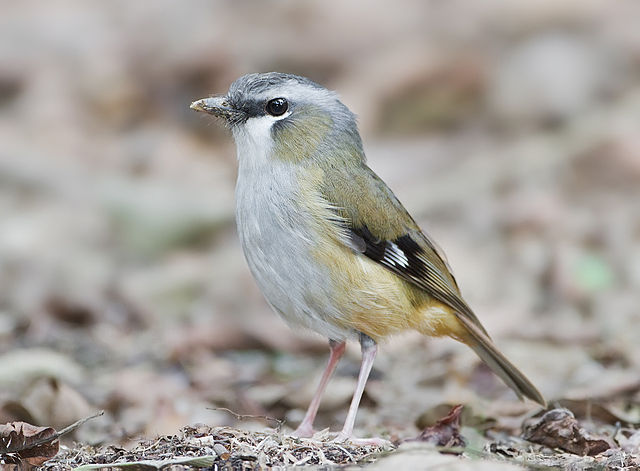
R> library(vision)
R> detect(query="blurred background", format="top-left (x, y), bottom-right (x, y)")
top-left (1, 0), bottom-right (639, 444)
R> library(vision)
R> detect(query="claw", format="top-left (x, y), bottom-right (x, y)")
top-left (292, 424), bottom-right (316, 438)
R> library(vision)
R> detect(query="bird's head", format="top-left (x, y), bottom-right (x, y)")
top-left (191, 72), bottom-right (363, 165)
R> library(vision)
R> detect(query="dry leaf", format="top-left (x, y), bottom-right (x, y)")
top-left (408, 404), bottom-right (466, 450)
top-left (0, 421), bottom-right (59, 468)
top-left (522, 408), bottom-right (611, 456)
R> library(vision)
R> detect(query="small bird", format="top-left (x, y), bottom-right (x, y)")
top-left (191, 72), bottom-right (545, 444)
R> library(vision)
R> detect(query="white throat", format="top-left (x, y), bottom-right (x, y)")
top-left (232, 113), bottom-right (291, 173)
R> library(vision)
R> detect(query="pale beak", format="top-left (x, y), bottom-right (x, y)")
top-left (190, 96), bottom-right (245, 124)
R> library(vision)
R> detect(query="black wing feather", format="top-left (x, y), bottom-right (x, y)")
top-left (349, 225), bottom-right (490, 337)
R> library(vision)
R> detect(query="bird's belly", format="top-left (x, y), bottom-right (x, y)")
top-left (235, 169), bottom-right (353, 340)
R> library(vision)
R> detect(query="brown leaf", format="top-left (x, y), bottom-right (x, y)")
top-left (415, 403), bottom-right (496, 432)
top-left (0, 421), bottom-right (59, 468)
top-left (408, 404), bottom-right (466, 450)
top-left (522, 408), bottom-right (611, 456)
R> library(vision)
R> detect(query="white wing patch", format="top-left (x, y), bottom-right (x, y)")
top-left (385, 242), bottom-right (409, 268)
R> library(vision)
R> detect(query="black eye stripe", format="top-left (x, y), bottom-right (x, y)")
top-left (229, 97), bottom-right (290, 119)
top-left (238, 99), bottom-right (265, 118)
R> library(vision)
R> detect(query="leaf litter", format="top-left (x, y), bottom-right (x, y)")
top-left (0, 412), bottom-right (104, 470)
top-left (33, 403), bottom-right (640, 470)
top-left (2, 2), bottom-right (640, 470)
top-left (39, 425), bottom-right (387, 471)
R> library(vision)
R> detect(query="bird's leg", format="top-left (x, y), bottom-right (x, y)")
top-left (293, 339), bottom-right (346, 438)
top-left (332, 333), bottom-right (388, 446)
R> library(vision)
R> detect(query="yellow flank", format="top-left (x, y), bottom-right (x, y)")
top-left (299, 168), bottom-right (467, 343)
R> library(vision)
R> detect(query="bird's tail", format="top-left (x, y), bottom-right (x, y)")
top-left (456, 315), bottom-right (546, 407)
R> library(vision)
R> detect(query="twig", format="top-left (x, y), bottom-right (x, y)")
top-left (55, 411), bottom-right (105, 438)
top-left (209, 407), bottom-right (285, 433)
top-left (12, 411), bottom-right (105, 453)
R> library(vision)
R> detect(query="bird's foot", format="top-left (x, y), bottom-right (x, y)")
top-left (331, 432), bottom-right (392, 448)
top-left (292, 423), bottom-right (316, 438)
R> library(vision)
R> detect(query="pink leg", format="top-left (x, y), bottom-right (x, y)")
top-left (333, 334), bottom-right (382, 444)
top-left (293, 339), bottom-right (346, 438)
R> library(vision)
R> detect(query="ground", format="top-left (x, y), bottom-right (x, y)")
top-left (1, 1), bottom-right (639, 470)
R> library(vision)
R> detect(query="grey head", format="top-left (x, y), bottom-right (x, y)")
top-left (191, 72), bottom-right (364, 162)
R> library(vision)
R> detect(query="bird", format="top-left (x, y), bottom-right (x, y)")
top-left (190, 72), bottom-right (545, 444)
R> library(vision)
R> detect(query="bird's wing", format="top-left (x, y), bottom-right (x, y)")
top-left (320, 163), bottom-right (489, 337)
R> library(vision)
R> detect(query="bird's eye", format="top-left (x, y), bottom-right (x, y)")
top-left (265, 98), bottom-right (288, 116)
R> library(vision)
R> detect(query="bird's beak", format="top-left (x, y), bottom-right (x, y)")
top-left (190, 96), bottom-right (244, 123)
